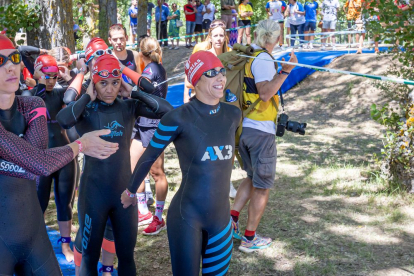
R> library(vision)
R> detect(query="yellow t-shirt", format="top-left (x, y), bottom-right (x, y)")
top-left (238, 3), bottom-right (253, 20)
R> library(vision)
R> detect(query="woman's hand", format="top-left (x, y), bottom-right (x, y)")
top-left (281, 50), bottom-right (297, 73)
top-left (76, 129), bottom-right (119, 159)
top-left (118, 78), bottom-right (133, 98)
top-left (86, 81), bottom-right (97, 101)
top-left (33, 64), bottom-right (45, 80)
top-left (121, 190), bottom-right (137, 208)
top-left (25, 77), bottom-right (36, 88)
top-left (58, 66), bottom-right (72, 82)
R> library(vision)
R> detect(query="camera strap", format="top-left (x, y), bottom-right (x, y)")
top-left (278, 89), bottom-right (285, 112)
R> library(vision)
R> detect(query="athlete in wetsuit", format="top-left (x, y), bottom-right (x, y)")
top-left (122, 51), bottom-right (241, 275)
top-left (56, 54), bottom-right (172, 276)
top-left (27, 54), bottom-right (80, 262)
top-left (0, 34), bottom-right (118, 275)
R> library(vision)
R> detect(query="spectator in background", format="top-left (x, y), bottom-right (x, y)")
top-left (148, 1), bottom-right (156, 36)
top-left (343, 0), bottom-right (363, 47)
top-left (238, 0), bottom-right (253, 44)
top-left (221, 0), bottom-right (237, 33)
top-left (286, 0), bottom-right (306, 48)
top-left (73, 24), bottom-right (80, 44)
top-left (155, 0), bottom-right (170, 47)
top-left (321, 0), bottom-right (340, 50)
top-left (266, 0), bottom-right (287, 48)
top-left (77, 2), bottom-right (84, 25)
top-left (184, 0), bottom-right (196, 48)
top-left (303, 0), bottom-right (319, 49)
top-left (195, 0), bottom-right (205, 43)
top-left (129, 0), bottom-right (138, 43)
top-left (164, 0), bottom-right (169, 7)
top-left (229, 9), bottom-right (238, 45)
top-left (202, 0), bottom-right (215, 32)
top-left (168, 3), bottom-right (181, 49)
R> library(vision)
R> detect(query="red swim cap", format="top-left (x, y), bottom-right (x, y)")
top-left (92, 54), bottom-right (121, 84)
top-left (0, 34), bottom-right (15, 50)
top-left (85, 38), bottom-right (108, 61)
top-left (35, 55), bottom-right (59, 73)
top-left (185, 51), bottom-right (224, 87)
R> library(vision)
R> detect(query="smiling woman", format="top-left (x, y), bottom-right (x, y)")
top-left (121, 51), bottom-right (241, 276)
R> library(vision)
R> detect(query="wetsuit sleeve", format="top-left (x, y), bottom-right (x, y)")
top-left (63, 73), bottom-right (84, 104)
top-left (18, 45), bottom-right (40, 75)
top-left (131, 89), bottom-right (173, 119)
top-left (56, 94), bottom-right (91, 129)
top-left (128, 112), bottom-right (181, 193)
top-left (34, 83), bottom-right (47, 99)
top-left (122, 67), bottom-right (155, 94)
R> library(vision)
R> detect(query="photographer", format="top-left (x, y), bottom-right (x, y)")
top-left (231, 19), bottom-right (297, 253)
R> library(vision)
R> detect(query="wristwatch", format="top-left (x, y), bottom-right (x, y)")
top-left (279, 70), bottom-right (290, 76)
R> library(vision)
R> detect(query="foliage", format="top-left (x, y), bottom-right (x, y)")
top-left (367, 0), bottom-right (414, 190)
top-left (0, 0), bottom-right (40, 45)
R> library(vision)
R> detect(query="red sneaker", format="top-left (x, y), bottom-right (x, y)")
top-left (143, 216), bottom-right (166, 236)
top-left (138, 211), bottom-right (153, 226)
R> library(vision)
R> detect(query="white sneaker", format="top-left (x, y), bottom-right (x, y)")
top-left (321, 45), bottom-right (326, 51)
top-left (303, 44), bottom-right (308, 49)
top-left (332, 46), bottom-right (337, 50)
top-left (309, 44), bottom-right (314, 49)
top-left (174, 46), bottom-right (179, 50)
top-left (168, 46), bottom-right (173, 50)
top-left (229, 182), bottom-right (237, 198)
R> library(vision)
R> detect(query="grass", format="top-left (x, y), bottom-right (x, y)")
top-left (43, 54), bottom-right (414, 275)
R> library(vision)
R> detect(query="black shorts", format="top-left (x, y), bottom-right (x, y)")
top-left (202, 19), bottom-right (212, 30)
top-left (240, 20), bottom-right (251, 27)
top-left (195, 24), bottom-right (203, 33)
top-left (134, 126), bottom-right (157, 148)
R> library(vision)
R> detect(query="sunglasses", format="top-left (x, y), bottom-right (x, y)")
top-left (44, 75), bottom-right (58, 80)
top-left (86, 49), bottom-right (113, 64)
top-left (203, 68), bottom-right (226, 78)
top-left (0, 51), bottom-right (21, 67)
top-left (96, 69), bottom-right (122, 78)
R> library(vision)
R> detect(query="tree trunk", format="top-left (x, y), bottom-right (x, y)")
top-left (137, 0), bottom-right (148, 42)
top-left (27, 0), bottom-right (75, 52)
top-left (0, 0), bottom-right (11, 6)
top-left (98, 0), bottom-right (117, 43)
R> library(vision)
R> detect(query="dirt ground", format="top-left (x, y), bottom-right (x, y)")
top-left (45, 52), bottom-right (414, 275)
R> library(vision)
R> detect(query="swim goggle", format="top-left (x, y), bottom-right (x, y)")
top-left (95, 68), bottom-right (122, 78)
top-left (202, 68), bottom-right (226, 78)
top-left (86, 49), bottom-right (113, 64)
top-left (0, 51), bottom-right (21, 67)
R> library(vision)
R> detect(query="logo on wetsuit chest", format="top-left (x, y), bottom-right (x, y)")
top-left (82, 214), bottom-right (92, 250)
top-left (102, 121), bottom-right (124, 138)
top-left (201, 145), bottom-right (233, 161)
top-left (0, 161), bottom-right (26, 173)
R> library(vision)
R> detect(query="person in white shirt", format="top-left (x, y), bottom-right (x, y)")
top-left (321, 0), bottom-right (340, 50)
top-left (202, 0), bottom-right (216, 32)
top-left (266, 0), bottom-right (288, 47)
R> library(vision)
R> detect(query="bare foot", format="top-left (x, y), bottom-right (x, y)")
top-left (62, 243), bottom-right (74, 262)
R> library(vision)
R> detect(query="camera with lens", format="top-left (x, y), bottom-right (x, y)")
top-left (276, 113), bottom-right (307, 137)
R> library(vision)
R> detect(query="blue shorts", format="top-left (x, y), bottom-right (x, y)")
top-left (304, 21), bottom-right (316, 31)
top-left (202, 19), bottom-right (211, 31)
top-left (186, 21), bottom-right (196, 34)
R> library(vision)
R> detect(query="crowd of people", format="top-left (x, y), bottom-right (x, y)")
top-left (1, 0), bottom-right (413, 275)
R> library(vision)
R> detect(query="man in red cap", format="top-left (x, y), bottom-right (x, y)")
top-left (56, 54), bottom-right (172, 275)
top-left (121, 51), bottom-right (241, 276)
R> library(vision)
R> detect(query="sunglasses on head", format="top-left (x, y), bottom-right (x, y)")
top-left (86, 49), bottom-right (113, 64)
top-left (96, 69), bottom-right (122, 79)
top-left (203, 68), bottom-right (226, 78)
top-left (210, 21), bottom-right (226, 28)
top-left (0, 51), bottom-right (21, 67)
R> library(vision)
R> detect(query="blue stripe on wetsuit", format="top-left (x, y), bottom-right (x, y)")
top-left (149, 124), bottom-right (178, 149)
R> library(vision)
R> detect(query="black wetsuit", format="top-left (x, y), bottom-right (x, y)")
top-left (29, 84), bottom-right (78, 222)
top-left (134, 62), bottom-right (168, 146)
top-left (128, 98), bottom-right (241, 276)
top-left (0, 96), bottom-right (74, 276)
top-left (119, 50), bottom-right (137, 86)
top-left (56, 90), bottom-right (173, 276)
